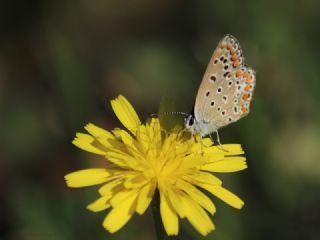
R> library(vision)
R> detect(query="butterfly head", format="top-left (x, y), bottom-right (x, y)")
top-left (184, 114), bottom-right (219, 137)
top-left (184, 114), bottom-right (198, 135)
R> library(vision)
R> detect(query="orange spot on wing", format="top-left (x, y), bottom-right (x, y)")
top-left (244, 71), bottom-right (254, 83)
top-left (232, 54), bottom-right (238, 61)
top-left (220, 43), bottom-right (226, 49)
top-left (244, 85), bottom-right (251, 91)
top-left (230, 47), bottom-right (235, 54)
top-left (233, 60), bottom-right (240, 68)
top-left (241, 106), bottom-right (247, 113)
top-left (243, 94), bottom-right (249, 101)
top-left (227, 43), bottom-right (232, 49)
top-left (236, 70), bottom-right (242, 77)
top-left (245, 76), bottom-right (252, 83)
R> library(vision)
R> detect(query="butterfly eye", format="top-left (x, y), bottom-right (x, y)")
top-left (188, 117), bottom-right (194, 126)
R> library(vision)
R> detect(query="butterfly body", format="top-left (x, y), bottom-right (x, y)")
top-left (185, 34), bottom-right (256, 137)
top-left (185, 115), bottom-right (217, 137)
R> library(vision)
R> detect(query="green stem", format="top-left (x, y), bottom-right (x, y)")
top-left (152, 189), bottom-right (166, 240)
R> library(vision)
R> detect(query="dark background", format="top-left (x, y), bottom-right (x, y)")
top-left (1, 0), bottom-right (320, 239)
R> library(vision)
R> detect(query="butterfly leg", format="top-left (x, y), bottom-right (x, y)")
top-left (215, 130), bottom-right (221, 145)
top-left (208, 132), bottom-right (215, 145)
top-left (215, 130), bottom-right (229, 152)
top-left (195, 134), bottom-right (205, 155)
top-left (200, 135), bottom-right (204, 154)
top-left (207, 131), bottom-right (220, 146)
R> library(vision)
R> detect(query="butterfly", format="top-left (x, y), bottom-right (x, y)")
top-left (184, 34), bottom-right (256, 142)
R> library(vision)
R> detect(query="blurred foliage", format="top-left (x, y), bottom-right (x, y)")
top-left (1, 0), bottom-right (320, 239)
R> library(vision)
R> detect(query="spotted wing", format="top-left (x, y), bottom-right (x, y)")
top-left (194, 34), bottom-right (256, 130)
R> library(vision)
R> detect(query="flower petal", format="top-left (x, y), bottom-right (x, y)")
top-left (72, 133), bottom-right (106, 155)
top-left (84, 123), bottom-right (115, 148)
top-left (110, 189), bottom-right (138, 207)
top-left (182, 154), bottom-right (224, 169)
top-left (184, 171), bottom-right (222, 186)
top-left (136, 180), bottom-right (156, 214)
top-left (148, 118), bottom-right (162, 147)
top-left (220, 144), bottom-right (244, 155)
top-left (85, 123), bottom-right (114, 139)
top-left (176, 179), bottom-right (216, 214)
top-left (65, 169), bottom-right (111, 187)
top-left (182, 194), bottom-right (215, 236)
top-left (124, 174), bottom-right (149, 189)
top-left (98, 178), bottom-right (124, 195)
top-left (191, 137), bottom-right (213, 153)
top-left (168, 188), bottom-right (214, 236)
top-left (202, 144), bottom-right (244, 156)
top-left (160, 191), bottom-right (179, 236)
top-left (201, 157), bottom-right (247, 172)
top-left (201, 184), bottom-right (244, 209)
top-left (167, 188), bottom-right (186, 218)
top-left (103, 192), bottom-right (137, 233)
top-left (135, 125), bottom-right (149, 152)
top-left (117, 129), bottom-right (147, 159)
top-left (87, 195), bottom-right (112, 212)
top-left (111, 95), bottom-right (141, 134)
top-left (105, 151), bottom-right (144, 170)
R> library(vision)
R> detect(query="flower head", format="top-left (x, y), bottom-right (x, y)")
top-left (65, 95), bottom-right (247, 236)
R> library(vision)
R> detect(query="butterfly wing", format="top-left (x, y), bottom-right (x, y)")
top-left (194, 34), bottom-right (256, 130)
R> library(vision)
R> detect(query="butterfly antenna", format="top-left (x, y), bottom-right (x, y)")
top-left (147, 113), bottom-right (159, 118)
top-left (162, 111), bottom-right (189, 117)
top-left (148, 111), bottom-right (189, 118)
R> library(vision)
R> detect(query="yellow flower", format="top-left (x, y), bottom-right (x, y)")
top-left (65, 95), bottom-right (247, 236)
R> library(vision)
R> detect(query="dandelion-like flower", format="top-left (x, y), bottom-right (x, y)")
top-left (65, 95), bottom-right (247, 236)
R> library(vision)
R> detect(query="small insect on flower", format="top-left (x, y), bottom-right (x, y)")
top-left (65, 95), bottom-right (247, 237)
top-left (184, 34), bottom-right (256, 142)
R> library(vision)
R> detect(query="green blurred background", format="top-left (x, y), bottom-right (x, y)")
top-left (1, 0), bottom-right (320, 239)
